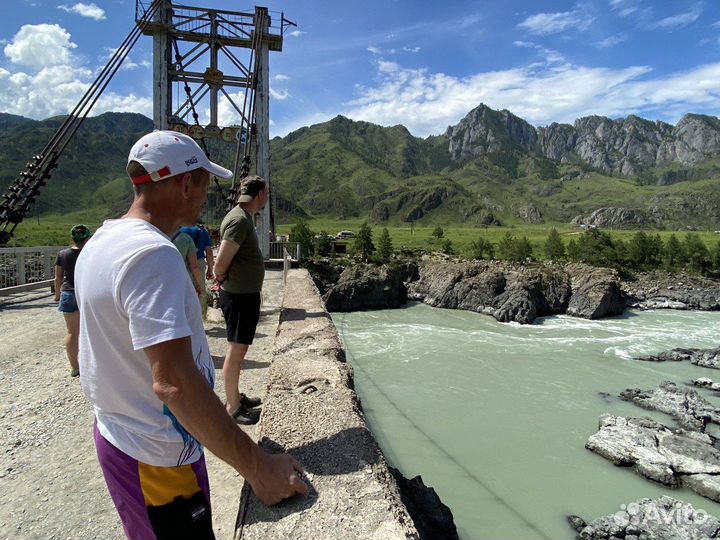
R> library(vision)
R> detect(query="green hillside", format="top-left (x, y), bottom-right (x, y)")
top-left (3, 110), bottom-right (720, 242)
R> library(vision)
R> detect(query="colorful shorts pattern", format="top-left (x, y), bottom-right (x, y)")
top-left (94, 425), bottom-right (214, 540)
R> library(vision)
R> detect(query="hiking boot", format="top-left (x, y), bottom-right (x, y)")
top-left (239, 393), bottom-right (262, 408)
top-left (231, 404), bottom-right (260, 425)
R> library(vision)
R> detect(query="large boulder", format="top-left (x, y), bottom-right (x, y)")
top-left (620, 381), bottom-right (720, 432)
top-left (409, 260), bottom-right (572, 324)
top-left (571, 496), bottom-right (720, 540)
top-left (636, 346), bottom-right (720, 369)
top-left (389, 467), bottom-right (459, 540)
top-left (323, 263), bottom-right (414, 312)
top-left (566, 263), bottom-right (625, 319)
top-left (586, 415), bottom-right (720, 501)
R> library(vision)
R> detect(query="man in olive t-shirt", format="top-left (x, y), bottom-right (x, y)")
top-left (214, 176), bottom-right (268, 425)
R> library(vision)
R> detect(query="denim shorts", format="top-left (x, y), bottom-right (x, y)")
top-left (58, 290), bottom-right (78, 313)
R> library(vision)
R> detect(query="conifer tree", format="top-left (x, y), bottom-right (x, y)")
top-left (377, 227), bottom-right (393, 261)
top-left (711, 240), bottom-right (720, 272)
top-left (431, 225), bottom-right (444, 238)
top-left (683, 233), bottom-right (710, 274)
top-left (544, 228), bottom-right (565, 260)
top-left (353, 222), bottom-right (375, 262)
top-left (471, 237), bottom-right (493, 260)
top-left (663, 234), bottom-right (685, 270)
top-left (290, 219), bottom-right (315, 259)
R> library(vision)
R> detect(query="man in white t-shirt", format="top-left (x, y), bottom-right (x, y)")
top-left (75, 131), bottom-right (307, 540)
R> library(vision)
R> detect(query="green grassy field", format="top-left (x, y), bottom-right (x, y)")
top-left (6, 213), bottom-right (720, 257)
top-left (277, 218), bottom-right (720, 258)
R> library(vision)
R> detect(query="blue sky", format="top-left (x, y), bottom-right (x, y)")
top-left (1, 0), bottom-right (720, 137)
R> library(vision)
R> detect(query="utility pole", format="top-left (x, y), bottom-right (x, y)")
top-left (137, 0), bottom-right (293, 256)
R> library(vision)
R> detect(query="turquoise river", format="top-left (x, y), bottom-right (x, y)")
top-left (333, 304), bottom-right (720, 540)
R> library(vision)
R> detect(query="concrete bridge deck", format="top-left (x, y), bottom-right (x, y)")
top-left (0, 270), bottom-right (283, 539)
top-left (0, 268), bottom-right (419, 539)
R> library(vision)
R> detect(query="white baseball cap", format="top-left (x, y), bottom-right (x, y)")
top-left (127, 130), bottom-right (233, 185)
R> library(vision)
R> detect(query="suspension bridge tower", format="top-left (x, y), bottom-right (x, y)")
top-left (136, 0), bottom-right (293, 256)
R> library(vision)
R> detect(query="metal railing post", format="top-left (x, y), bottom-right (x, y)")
top-left (16, 252), bottom-right (26, 286)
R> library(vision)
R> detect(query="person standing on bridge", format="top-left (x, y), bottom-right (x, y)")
top-left (75, 132), bottom-right (306, 540)
top-left (54, 223), bottom-right (91, 378)
top-left (213, 176), bottom-right (267, 426)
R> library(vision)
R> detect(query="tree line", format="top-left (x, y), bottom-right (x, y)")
top-left (290, 220), bottom-right (720, 275)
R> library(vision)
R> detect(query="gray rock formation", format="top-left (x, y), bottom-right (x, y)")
top-left (636, 346), bottom-right (720, 369)
top-left (565, 264), bottom-right (625, 319)
top-left (693, 377), bottom-right (720, 392)
top-left (408, 261), bottom-right (571, 324)
top-left (571, 207), bottom-right (654, 228)
top-left (619, 382), bottom-right (720, 432)
top-left (622, 272), bottom-right (720, 311)
top-left (513, 204), bottom-right (544, 224)
top-left (586, 415), bottom-right (720, 502)
top-left (447, 103), bottom-right (720, 176)
top-left (446, 104), bottom-right (537, 162)
top-left (571, 496), bottom-right (720, 540)
top-left (409, 260), bottom-right (623, 324)
top-left (323, 264), bottom-right (411, 312)
top-left (389, 467), bottom-right (459, 540)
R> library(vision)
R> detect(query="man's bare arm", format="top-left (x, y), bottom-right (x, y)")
top-left (54, 266), bottom-right (63, 301)
top-left (186, 251), bottom-right (205, 295)
top-left (213, 239), bottom-right (239, 282)
top-left (145, 337), bottom-right (308, 505)
top-left (204, 247), bottom-right (215, 279)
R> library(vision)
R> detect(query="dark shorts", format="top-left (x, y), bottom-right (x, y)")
top-left (94, 425), bottom-right (214, 540)
top-left (58, 290), bottom-right (78, 313)
top-left (218, 290), bottom-right (261, 345)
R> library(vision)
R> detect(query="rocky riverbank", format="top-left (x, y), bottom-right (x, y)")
top-left (568, 496), bottom-right (720, 540)
top-left (313, 257), bottom-right (720, 324)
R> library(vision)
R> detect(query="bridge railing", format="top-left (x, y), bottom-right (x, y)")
top-left (269, 241), bottom-right (300, 262)
top-left (0, 246), bottom-right (62, 295)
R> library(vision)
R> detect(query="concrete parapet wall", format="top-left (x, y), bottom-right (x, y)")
top-left (236, 269), bottom-right (419, 540)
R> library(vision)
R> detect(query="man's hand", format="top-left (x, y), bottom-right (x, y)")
top-left (249, 452), bottom-right (309, 506)
top-left (54, 293), bottom-right (60, 302)
top-left (206, 268), bottom-right (213, 280)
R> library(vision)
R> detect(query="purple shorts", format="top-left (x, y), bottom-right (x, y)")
top-left (94, 425), bottom-right (214, 540)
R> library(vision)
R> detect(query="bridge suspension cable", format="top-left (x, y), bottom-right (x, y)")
top-left (0, 0), bottom-right (163, 245)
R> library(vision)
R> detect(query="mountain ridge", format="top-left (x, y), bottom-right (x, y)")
top-left (2, 106), bottom-right (720, 228)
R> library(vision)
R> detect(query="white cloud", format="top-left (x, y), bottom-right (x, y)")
top-left (341, 59), bottom-right (720, 137)
top-left (609, 0), bottom-right (639, 17)
top-left (652, 5), bottom-right (702, 29)
top-left (58, 2), bottom-right (106, 21)
top-left (270, 88), bottom-right (290, 100)
top-left (712, 20), bottom-right (720, 29)
top-left (101, 47), bottom-right (150, 71)
top-left (594, 34), bottom-right (627, 48)
top-left (288, 30), bottom-right (306, 38)
top-left (517, 11), bottom-right (593, 36)
top-left (0, 24), bottom-right (153, 120)
top-left (273, 74), bottom-right (290, 81)
top-left (367, 45), bottom-right (421, 56)
top-left (4, 24), bottom-right (76, 68)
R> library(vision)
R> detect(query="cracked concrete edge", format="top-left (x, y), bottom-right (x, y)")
top-left (235, 269), bottom-right (420, 540)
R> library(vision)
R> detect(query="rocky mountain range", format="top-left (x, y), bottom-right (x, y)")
top-left (2, 104), bottom-right (720, 228)
top-left (447, 104), bottom-right (720, 177)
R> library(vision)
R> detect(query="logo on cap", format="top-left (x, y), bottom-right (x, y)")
top-left (185, 156), bottom-right (199, 166)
